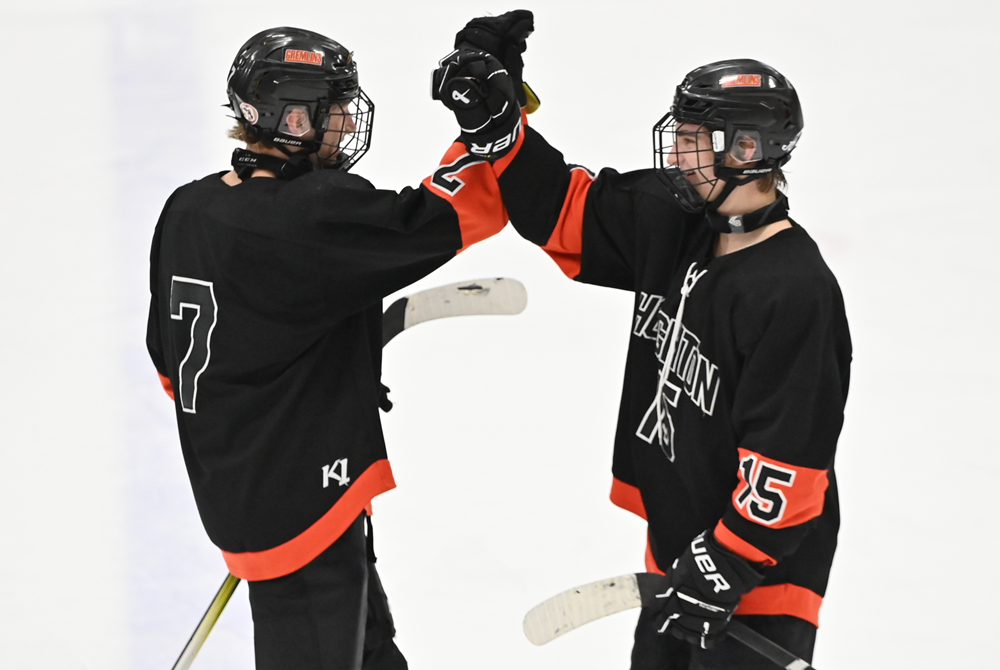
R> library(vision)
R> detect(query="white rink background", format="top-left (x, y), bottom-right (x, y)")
top-left (1, 1), bottom-right (996, 668)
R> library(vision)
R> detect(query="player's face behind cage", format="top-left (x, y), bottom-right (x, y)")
top-left (654, 117), bottom-right (718, 209)
top-left (654, 117), bottom-right (768, 212)
top-left (320, 91), bottom-right (373, 170)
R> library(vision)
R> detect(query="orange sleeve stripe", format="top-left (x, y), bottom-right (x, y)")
top-left (732, 448), bottom-right (829, 529)
top-left (737, 584), bottom-right (823, 627)
top-left (222, 459), bottom-right (396, 581)
top-left (422, 143), bottom-right (509, 254)
top-left (713, 520), bottom-right (777, 566)
top-left (610, 476), bottom-right (647, 519)
top-left (541, 167), bottom-right (594, 279)
top-left (158, 372), bottom-right (175, 400)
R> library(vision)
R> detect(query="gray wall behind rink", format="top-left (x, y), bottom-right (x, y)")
top-left (0, 1), bottom-right (996, 669)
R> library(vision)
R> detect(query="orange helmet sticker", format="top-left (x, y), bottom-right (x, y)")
top-left (284, 49), bottom-right (323, 66)
top-left (720, 74), bottom-right (762, 88)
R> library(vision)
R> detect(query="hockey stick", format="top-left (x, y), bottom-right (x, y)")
top-left (171, 573), bottom-right (240, 670)
top-left (522, 573), bottom-right (816, 670)
top-left (382, 277), bottom-right (527, 344)
top-left (171, 277), bottom-right (527, 670)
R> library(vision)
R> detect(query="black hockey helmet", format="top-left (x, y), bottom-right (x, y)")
top-left (653, 59), bottom-right (803, 212)
top-left (227, 27), bottom-right (374, 171)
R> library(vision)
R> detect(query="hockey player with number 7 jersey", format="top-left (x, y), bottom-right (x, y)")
top-left (435, 11), bottom-right (851, 669)
top-left (146, 27), bottom-right (522, 670)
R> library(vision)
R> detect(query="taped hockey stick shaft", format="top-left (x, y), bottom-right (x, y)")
top-left (171, 573), bottom-right (240, 670)
top-left (523, 573), bottom-right (815, 670)
top-left (170, 277), bottom-right (527, 668)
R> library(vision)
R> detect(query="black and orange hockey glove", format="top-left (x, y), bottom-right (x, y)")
top-left (643, 531), bottom-right (764, 649)
top-left (454, 9), bottom-right (534, 109)
top-left (432, 49), bottom-right (521, 160)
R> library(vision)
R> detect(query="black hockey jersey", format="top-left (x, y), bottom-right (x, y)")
top-left (146, 140), bottom-right (519, 580)
top-left (496, 126), bottom-right (851, 626)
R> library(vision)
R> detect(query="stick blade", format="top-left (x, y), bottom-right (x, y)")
top-left (522, 574), bottom-right (642, 646)
top-left (403, 278), bottom-right (527, 328)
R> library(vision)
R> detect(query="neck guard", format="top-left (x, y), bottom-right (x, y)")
top-left (705, 192), bottom-right (789, 234)
top-left (231, 148), bottom-right (314, 181)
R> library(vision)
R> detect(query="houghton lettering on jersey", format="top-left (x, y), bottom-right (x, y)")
top-left (633, 291), bottom-right (721, 456)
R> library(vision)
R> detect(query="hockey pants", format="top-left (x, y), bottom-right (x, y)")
top-left (247, 514), bottom-right (407, 670)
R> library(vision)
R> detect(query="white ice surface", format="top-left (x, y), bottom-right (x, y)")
top-left (0, 1), bottom-right (997, 668)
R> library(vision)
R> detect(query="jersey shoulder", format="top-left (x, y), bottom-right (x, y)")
top-left (289, 167), bottom-right (376, 193)
top-left (593, 167), bottom-right (686, 210)
top-left (746, 222), bottom-right (840, 288)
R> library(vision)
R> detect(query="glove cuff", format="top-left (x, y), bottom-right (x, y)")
top-left (705, 533), bottom-right (764, 596)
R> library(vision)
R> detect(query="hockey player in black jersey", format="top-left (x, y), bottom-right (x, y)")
top-left (146, 27), bottom-right (521, 670)
top-left (435, 12), bottom-right (851, 670)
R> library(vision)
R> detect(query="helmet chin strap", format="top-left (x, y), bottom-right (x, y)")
top-left (703, 175), bottom-right (788, 234)
top-left (231, 148), bottom-right (314, 180)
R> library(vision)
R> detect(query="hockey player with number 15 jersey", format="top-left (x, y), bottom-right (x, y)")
top-left (435, 11), bottom-right (851, 669)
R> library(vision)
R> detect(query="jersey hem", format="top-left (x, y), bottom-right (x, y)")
top-left (222, 459), bottom-right (396, 581)
top-left (610, 476), bottom-right (647, 519)
top-left (158, 372), bottom-right (175, 400)
top-left (736, 584), bottom-right (823, 627)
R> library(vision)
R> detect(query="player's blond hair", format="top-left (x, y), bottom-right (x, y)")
top-left (228, 124), bottom-right (275, 149)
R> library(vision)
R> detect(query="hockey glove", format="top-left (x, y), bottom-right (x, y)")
top-left (432, 49), bottom-right (521, 160)
top-left (454, 9), bottom-right (534, 109)
top-left (643, 531), bottom-right (764, 650)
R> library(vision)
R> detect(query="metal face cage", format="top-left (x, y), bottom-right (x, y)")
top-left (653, 112), bottom-right (718, 212)
top-left (317, 88), bottom-right (374, 171)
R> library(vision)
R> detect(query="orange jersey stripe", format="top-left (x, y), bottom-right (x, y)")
top-left (541, 167), bottom-right (595, 279)
top-left (158, 372), bottom-right (175, 400)
top-left (422, 143), bottom-right (510, 253)
top-left (737, 584), bottom-right (823, 627)
top-left (610, 476), bottom-right (647, 519)
top-left (713, 520), bottom-right (777, 566)
top-left (732, 448), bottom-right (829, 529)
top-left (222, 459), bottom-right (396, 580)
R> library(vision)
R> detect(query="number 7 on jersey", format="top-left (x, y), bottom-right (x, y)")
top-left (170, 276), bottom-right (218, 414)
